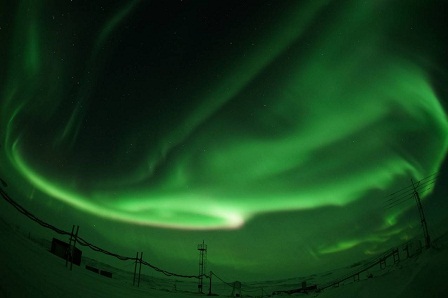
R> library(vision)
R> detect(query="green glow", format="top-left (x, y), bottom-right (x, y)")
top-left (97, 0), bottom-right (141, 46)
top-left (319, 240), bottom-right (363, 254)
top-left (319, 228), bottom-right (403, 254)
top-left (1, 0), bottom-right (448, 241)
top-left (25, 21), bottom-right (40, 75)
top-left (162, 0), bottom-right (332, 152)
top-left (11, 140), bottom-right (243, 229)
top-left (55, 0), bottom-right (141, 149)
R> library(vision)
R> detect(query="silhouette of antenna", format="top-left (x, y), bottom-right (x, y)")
top-left (384, 173), bottom-right (436, 248)
top-left (411, 179), bottom-right (431, 248)
top-left (197, 240), bottom-right (207, 293)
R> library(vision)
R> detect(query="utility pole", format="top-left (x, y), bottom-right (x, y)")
top-left (133, 252), bottom-right (143, 286)
top-left (197, 240), bottom-right (207, 293)
top-left (411, 179), bottom-right (431, 248)
top-left (66, 225), bottom-right (79, 270)
top-left (208, 271), bottom-right (213, 296)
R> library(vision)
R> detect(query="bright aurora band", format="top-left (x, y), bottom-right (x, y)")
top-left (1, 0), bottom-right (448, 280)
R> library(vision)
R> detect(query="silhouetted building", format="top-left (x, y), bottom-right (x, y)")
top-left (50, 238), bottom-right (82, 266)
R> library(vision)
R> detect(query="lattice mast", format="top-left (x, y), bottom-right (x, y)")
top-left (197, 240), bottom-right (207, 293)
top-left (411, 179), bottom-right (431, 248)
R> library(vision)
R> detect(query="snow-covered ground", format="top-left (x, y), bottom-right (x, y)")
top-left (1, 216), bottom-right (447, 297)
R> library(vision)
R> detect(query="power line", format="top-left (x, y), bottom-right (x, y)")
top-left (384, 172), bottom-right (439, 209)
top-left (385, 175), bottom-right (438, 203)
top-left (0, 180), bottom-right (202, 279)
top-left (1, 171), bottom-right (441, 288)
top-left (385, 180), bottom-right (436, 210)
top-left (383, 173), bottom-right (437, 248)
top-left (411, 179), bottom-right (431, 248)
top-left (211, 271), bottom-right (234, 288)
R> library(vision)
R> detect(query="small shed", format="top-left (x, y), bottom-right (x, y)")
top-left (50, 238), bottom-right (82, 266)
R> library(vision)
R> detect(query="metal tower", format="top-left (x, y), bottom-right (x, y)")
top-left (197, 240), bottom-right (207, 293)
top-left (411, 179), bottom-right (431, 248)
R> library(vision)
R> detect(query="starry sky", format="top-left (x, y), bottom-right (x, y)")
top-left (1, 0), bottom-right (448, 281)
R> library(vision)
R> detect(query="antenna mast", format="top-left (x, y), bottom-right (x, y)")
top-left (197, 240), bottom-right (207, 293)
top-left (411, 179), bottom-right (431, 248)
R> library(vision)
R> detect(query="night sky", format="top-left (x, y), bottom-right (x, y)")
top-left (1, 0), bottom-right (448, 281)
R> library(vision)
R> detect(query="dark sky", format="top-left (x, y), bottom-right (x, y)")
top-left (1, 0), bottom-right (448, 281)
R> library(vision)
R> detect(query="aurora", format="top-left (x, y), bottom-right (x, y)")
top-left (1, 0), bottom-right (448, 281)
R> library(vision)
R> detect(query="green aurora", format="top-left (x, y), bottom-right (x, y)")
top-left (1, 0), bottom-right (448, 280)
